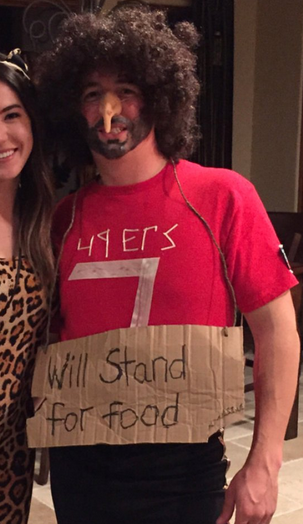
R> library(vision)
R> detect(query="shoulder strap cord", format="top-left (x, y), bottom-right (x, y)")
top-left (171, 159), bottom-right (238, 327)
top-left (43, 191), bottom-right (79, 350)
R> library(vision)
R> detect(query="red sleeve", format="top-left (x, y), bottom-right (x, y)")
top-left (222, 179), bottom-right (298, 312)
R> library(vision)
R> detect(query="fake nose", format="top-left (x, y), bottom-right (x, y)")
top-left (99, 92), bottom-right (122, 133)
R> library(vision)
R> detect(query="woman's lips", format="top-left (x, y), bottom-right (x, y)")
top-left (0, 149), bottom-right (17, 161)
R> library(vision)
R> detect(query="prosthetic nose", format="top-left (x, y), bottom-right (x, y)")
top-left (99, 92), bottom-right (122, 133)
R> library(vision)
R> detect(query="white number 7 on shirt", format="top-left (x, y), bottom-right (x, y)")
top-left (69, 258), bottom-right (160, 327)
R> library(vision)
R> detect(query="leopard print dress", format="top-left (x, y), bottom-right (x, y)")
top-left (0, 257), bottom-right (48, 524)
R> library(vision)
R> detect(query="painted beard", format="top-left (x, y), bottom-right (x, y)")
top-left (85, 112), bottom-right (153, 160)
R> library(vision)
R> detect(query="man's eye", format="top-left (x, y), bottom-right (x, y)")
top-left (83, 91), bottom-right (100, 102)
top-left (120, 87), bottom-right (139, 97)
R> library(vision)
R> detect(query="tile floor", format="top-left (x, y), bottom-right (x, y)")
top-left (29, 370), bottom-right (303, 523)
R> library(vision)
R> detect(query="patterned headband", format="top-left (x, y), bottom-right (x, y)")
top-left (0, 48), bottom-right (30, 81)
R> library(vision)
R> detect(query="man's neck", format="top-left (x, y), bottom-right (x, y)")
top-left (93, 135), bottom-right (168, 186)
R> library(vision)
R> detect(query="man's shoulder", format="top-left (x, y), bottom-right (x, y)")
top-left (54, 181), bottom-right (96, 217)
top-left (52, 181), bottom-right (96, 242)
top-left (55, 191), bottom-right (75, 215)
top-left (177, 159), bottom-right (254, 195)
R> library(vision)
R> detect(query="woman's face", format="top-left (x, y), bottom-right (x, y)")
top-left (0, 80), bottom-right (33, 184)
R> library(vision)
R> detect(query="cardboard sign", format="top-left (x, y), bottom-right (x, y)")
top-left (27, 324), bottom-right (244, 448)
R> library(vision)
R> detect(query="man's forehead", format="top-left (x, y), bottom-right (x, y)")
top-left (82, 69), bottom-right (136, 86)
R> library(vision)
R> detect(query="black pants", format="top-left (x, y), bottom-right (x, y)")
top-left (50, 432), bottom-right (228, 524)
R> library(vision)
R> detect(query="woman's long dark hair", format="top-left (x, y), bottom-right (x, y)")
top-left (0, 54), bottom-right (54, 288)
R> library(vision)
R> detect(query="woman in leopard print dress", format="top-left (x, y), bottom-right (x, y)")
top-left (0, 50), bottom-right (54, 524)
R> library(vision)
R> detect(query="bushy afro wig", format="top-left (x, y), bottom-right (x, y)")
top-left (34, 4), bottom-right (200, 166)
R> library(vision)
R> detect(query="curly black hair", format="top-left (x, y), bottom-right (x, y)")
top-left (34, 5), bottom-right (200, 167)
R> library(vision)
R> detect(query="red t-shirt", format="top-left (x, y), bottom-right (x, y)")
top-left (52, 160), bottom-right (297, 341)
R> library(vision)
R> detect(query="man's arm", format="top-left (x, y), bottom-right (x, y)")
top-left (217, 290), bottom-right (300, 524)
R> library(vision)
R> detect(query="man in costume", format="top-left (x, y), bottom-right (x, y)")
top-left (35, 6), bottom-right (300, 524)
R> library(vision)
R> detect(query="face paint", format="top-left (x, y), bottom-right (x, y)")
top-left (85, 111), bottom-right (153, 160)
top-left (80, 71), bottom-right (155, 160)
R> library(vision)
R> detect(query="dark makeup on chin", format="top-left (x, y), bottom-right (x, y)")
top-left (85, 111), bottom-right (153, 160)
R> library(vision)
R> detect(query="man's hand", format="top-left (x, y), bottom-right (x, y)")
top-left (217, 462), bottom-right (278, 524)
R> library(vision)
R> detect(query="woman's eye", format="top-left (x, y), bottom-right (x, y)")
top-left (5, 112), bottom-right (21, 121)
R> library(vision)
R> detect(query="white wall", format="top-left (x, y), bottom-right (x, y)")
top-left (233, 0), bottom-right (303, 211)
top-left (233, 0), bottom-right (258, 180)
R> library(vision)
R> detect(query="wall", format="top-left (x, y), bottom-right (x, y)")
top-left (233, 0), bottom-right (303, 211)
top-left (233, 0), bottom-right (258, 179)
top-left (101, 0), bottom-right (191, 13)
